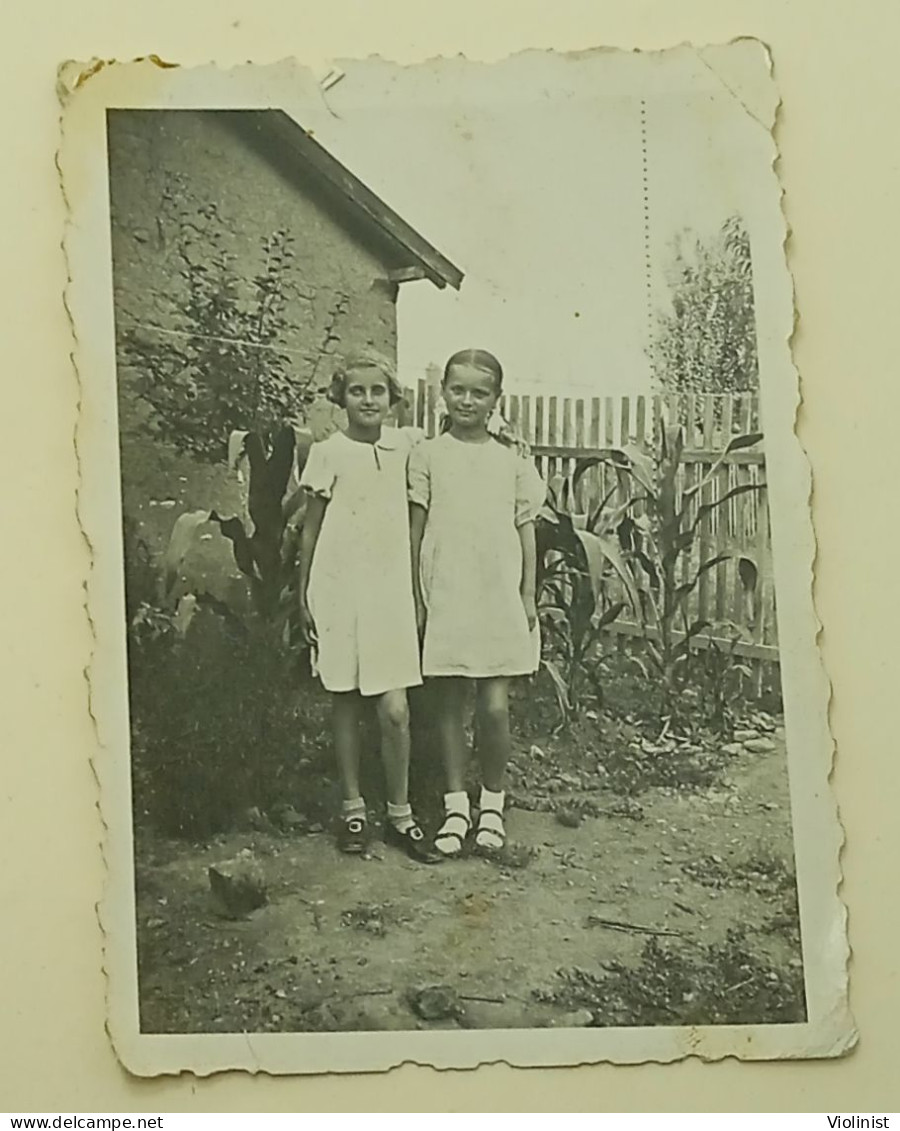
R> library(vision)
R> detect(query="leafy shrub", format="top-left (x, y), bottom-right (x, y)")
top-left (119, 195), bottom-right (323, 460)
top-left (128, 605), bottom-right (327, 838)
top-left (122, 512), bottom-right (160, 623)
top-left (125, 424), bottom-right (326, 838)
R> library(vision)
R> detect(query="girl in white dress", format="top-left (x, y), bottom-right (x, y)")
top-left (408, 349), bottom-right (546, 856)
top-left (299, 350), bottom-right (441, 864)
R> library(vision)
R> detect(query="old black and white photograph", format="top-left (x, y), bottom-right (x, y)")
top-left (60, 44), bottom-right (852, 1074)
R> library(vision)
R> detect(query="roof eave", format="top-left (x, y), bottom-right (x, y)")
top-left (258, 110), bottom-right (464, 291)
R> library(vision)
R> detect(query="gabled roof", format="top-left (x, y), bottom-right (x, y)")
top-left (223, 109), bottom-right (464, 291)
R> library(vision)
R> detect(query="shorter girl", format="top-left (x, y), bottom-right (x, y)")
top-left (299, 349), bottom-right (442, 864)
top-left (408, 349), bottom-right (546, 856)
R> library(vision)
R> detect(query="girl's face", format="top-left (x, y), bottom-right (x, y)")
top-left (442, 363), bottom-right (500, 432)
top-left (343, 366), bottom-right (392, 430)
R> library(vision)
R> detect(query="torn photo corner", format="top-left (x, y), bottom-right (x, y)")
top-left (59, 43), bottom-right (855, 1076)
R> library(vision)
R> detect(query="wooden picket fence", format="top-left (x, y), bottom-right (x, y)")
top-left (408, 381), bottom-right (779, 680)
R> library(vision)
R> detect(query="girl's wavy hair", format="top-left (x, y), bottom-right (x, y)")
top-left (327, 349), bottom-right (406, 408)
top-left (439, 348), bottom-right (530, 455)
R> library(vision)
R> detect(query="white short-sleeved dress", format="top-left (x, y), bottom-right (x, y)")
top-left (408, 433), bottom-right (547, 679)
top-left (301, 428), bottom-right (422, 698)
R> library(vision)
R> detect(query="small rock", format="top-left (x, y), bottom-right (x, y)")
top-left (145, 917), bottom-right (165, 930)
top-left (721, 743), bottom-right (743, 756)
top-left (733, 729), bottom-right (758, 742)
top-left (530, 745), bottom-right (545, 759)
top-left (408, 985), bottom-right (462, 1022)
top-left (159, 499), bottom-right (177, 509)
top-left (556, 807), bottom-right (582, 829)
top-left (745, 737), bottom-right (776, 754)
top-left (208, 856), bottom-right (268, 918)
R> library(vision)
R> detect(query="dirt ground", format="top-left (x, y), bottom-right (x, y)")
top-left (134, 724), bottom-right (805, 1034)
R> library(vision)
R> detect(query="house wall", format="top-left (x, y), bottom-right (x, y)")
top-left (107, 109), bottom-right (399, 439)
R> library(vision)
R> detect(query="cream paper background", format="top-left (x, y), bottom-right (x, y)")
top-left (1, 0), bottom-right (898, 1112)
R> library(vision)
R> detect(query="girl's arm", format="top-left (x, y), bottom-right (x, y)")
top-left (298, 494), bottom-right (327, 642)
top-left (518, 519), bottom-right (537, 631)
top-left (409, 502), bottom-right (427, 635)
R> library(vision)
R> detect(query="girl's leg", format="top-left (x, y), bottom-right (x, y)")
top-left (332, 692), bottom-right (368, 852)
top-left (434, 677), bottom-right (472, 856)
top-left (376, 689), bottom-right (411, 814)
top-left (475, 677), bottom-right (511, 791)
top-left (332, 691), bottom-right (363, 801)
top-left (435, 676), bottom-right (470, 792)
top-left (474, 677), bottom-right (511, 850)
top-left (378, 688), bottom-right (443, 863)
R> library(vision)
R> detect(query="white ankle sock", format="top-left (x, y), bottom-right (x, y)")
top-left (443, 791), bottom-right (470, 819)
top-left (479, 787), bottom-right (505, 811)
top-left (341, 797), bottom-right (366, 821)
top-left (434, 791), bottom-right (470, 856)
top-left (476, 787), bottom-right (505, 848)
top-left (386, 802), bottom-right (415, 833)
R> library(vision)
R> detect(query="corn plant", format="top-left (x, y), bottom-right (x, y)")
top-left (573, 423), bottom-right (764, 719)
top-left (695, 623), bottom-right (756, 735)
top-left (536, 471), bottom-right (634, 726)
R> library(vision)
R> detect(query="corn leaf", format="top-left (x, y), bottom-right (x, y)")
top-left (686, 434), bottom-right (763, 499)
top-left (573, 527), bottom-right (640, 614)
top-left (542, 658), bottom-right (572, 723)
top-left (692, 482), bottom-right (764, 529)
top-left (591, 600), bottom-right (627, 631)
top-left (163, 509), bottom-right (213, 596)
top-left (737, 555), bottom-right (758, 592)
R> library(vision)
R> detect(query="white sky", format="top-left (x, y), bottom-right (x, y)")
top-left (288, 50), bottom-right (768, 398)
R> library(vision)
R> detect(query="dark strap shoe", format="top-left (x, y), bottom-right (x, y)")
top-left (384, 821), bottom-right (445, 864)
top-left (337, 814), bottom-right (371, 854)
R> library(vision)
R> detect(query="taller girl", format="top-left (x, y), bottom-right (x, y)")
top-left (408, 349), bottom-right (546, 856)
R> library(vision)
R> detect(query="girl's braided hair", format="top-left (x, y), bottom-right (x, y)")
top-left (439, 349), bottom-right (530, 454)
